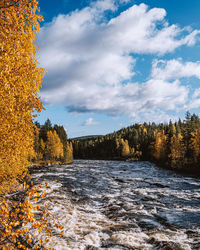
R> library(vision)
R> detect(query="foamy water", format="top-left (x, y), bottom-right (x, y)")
top-left (29, 160), bottom-right (200, 249)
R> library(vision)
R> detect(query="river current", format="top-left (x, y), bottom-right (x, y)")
top-left (30, 160), bottom-right (200, 249)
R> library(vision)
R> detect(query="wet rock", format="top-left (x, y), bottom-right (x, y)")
top-left (148, 238), bottom-right (185, 250)
top-left (141, 196), bottom-right (152, 201)
top-left (185, 229), bottom-right (199, 237)
top-left (85, 245), bottom-right (99, 250)
top-left (154, 215), bottom-right (178, 231)
top-left (101, 241), bottom-right (132, 249)
top-left (152, 183), bottom-right (168, 188)
top-left (192, 243), bottom-right (200, 250)
top-left (138, 219), bottom-right (161, 231)
top-left (77, 196), bottom-right (90, 204)
top-left (115, 178), bottom-right (125, 183)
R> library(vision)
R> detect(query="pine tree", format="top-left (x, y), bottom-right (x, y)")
top-left (40, 119), bottom-right (52, 142)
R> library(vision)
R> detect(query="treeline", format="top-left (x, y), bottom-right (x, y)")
top-left (33, 119), bottom-right (73, 164)
top-left (72, 112), bottom-right (200, 172)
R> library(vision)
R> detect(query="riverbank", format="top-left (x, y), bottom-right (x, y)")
top-left (0, 170), bottom-right (56, 249)
top-left (0, 181), bottom-right (32, 249)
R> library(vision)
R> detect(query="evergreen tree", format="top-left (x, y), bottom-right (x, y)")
top-left (40, 119), bottom-right (53, 142)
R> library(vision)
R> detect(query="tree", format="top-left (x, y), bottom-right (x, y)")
top-left (190, 129), bottom-right (200, 163)
top-left (120, 139), bottom-right (130, 158)
top-left (40, 119), bottom-right (52, 142)
top-left (46, 131), bottom-right (64, 161)
top-left (152, 130), bottom-right (167, 163)
top-left (169, 133), bottom-right (185, 168)
top-left (39, 138), bottom-right (46, 159)
top-left (0, 0), bottom-right (44, 183)
top-left (54, 124), bottom-right (68, 159)
top-left (33, 127), bottom-right (40, 159)
top-left (64, 141), bottom-right (73, 163)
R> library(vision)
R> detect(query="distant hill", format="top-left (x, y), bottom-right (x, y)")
top-left (70, 135), bottom-right (102, 141)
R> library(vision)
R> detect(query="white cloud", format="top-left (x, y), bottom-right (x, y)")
top-left (38, 1), bottom-right (200, 121)
top-left (187, 99), bottom-right (200, 110)
top-left (41, 78), bottom-right (188, 116)
top-left (92, 0), bottom-right (116, 11)
top-left (132, 110), bottom-right (178, 124)
top-left (152, 59), bottom-right (200, 80)
top-left (82, 118), bottom-right (99, 126)
top-left (119, 0), bottom-right (131, 3)
top-left (193, 88), bottom-right (200, 99)
top-left (150, 58), bottom-right (200, 112)
top-left (185, 88), bottom-right (200, 110)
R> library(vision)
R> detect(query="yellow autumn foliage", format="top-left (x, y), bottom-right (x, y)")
top-left (169, 133), bottom-right (185, 168)
top-left (120, 138), bottom-right (130, 158)
top-left (46, 130), bottom-right (64, 160)
top-left (0, 183), bottom-right (62, 249)
top-left (65, 141), bottom-right (73, 163)
top-left (190, 129), bottom-right (200, 162)
top-left (0, 0), bottom-right (44, 184)
top-left (152, 130), bottom-right (167, 161)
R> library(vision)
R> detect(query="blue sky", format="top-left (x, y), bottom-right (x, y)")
top-left (36, 0), bottom-right (200, 138)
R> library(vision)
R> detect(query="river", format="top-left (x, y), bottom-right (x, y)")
top-left (29, 160), bottom-right (200, 249)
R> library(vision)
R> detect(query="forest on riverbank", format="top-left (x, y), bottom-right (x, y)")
top-left (72, 112), bottom-right (200, 173)
top-left (33, 119), bottom-right (73, 164)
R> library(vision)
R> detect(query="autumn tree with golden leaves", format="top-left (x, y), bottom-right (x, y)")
top-left (46, 130), bottom-right (64, 161)
top-left (64, 141), bottom-right (73, 163)
top-left (0, 0), bottom-right (44, 185)
top-left (152, 130), bottom-right (167, 163)
top-left (169, 133), bottom-right (185, 168)
top-left (190, 129), bottom-right (200, 163)
top-left (120, 138), bottom-right (130, 158)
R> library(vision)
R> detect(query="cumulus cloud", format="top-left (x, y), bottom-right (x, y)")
top-left (132, 110), bottom-right (178, 124)
top-left (150, 59), bottom-right (200, 112)
top-left (185, 88), bottom-right (200, 110)
top-left (38, 0), bottom-right (200, 122)
top-left (82, 118), bottom-right (99, 126)
top-left (187, 99), bottom-right (200, 110)
top-left (151, 59), bottom-right (200, 80)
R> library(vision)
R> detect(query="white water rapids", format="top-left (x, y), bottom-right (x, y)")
top-left (29, 160), bottom-right (200, 249)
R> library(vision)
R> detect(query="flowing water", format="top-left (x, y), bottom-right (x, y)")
top-left (30, 160), bottom-right (200, 249)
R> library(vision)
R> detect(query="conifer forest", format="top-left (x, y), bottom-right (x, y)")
top-left (73, 112), bottom-right (200, 174)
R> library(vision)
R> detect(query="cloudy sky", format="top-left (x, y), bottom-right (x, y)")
top-left (37, 0), bottom-right (200, 138)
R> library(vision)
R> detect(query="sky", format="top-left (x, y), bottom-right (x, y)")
top-left (36, 0), bottom-right (200, 138)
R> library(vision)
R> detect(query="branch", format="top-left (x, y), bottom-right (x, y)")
top-left (0, 0), bottom-right (21, 9)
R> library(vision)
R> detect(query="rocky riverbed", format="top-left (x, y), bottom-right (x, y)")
top-left (29, 160), bottom-right (200, 249)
